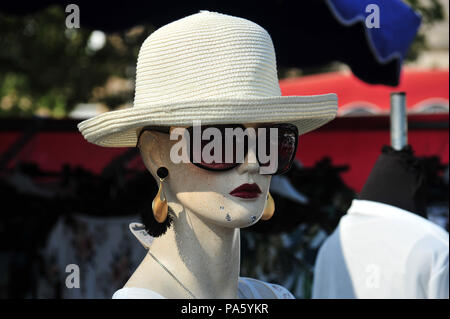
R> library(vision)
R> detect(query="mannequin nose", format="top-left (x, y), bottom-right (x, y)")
top-left (237, 147), bottom-right (259, 175)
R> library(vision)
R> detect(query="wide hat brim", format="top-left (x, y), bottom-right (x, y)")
top-left (77, 94), bottom-right (337, 147)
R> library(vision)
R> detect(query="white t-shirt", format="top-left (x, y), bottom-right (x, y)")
top-left (312, 199), bottom-right (449, 299)
top-left (113, 277), bottom-right (295, 299)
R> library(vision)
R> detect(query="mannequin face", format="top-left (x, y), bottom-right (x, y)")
top-left (139, 124), bottom-right (271, 228)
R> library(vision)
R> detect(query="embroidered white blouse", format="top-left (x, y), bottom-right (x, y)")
top-left (112, 276), bottom-right (295, 299)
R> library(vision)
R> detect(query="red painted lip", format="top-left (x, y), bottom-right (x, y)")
top-left (229, 183), bottom-right (262, 198)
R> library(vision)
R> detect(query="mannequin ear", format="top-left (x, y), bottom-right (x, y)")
top-left (138, 130), bottom-right (165, 177)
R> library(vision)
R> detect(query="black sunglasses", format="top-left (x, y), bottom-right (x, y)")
top-left (137, 123), bottom-right (298, 175)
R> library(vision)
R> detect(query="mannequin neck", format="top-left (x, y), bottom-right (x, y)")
top-left (128, 199), bottom-right (241, 298)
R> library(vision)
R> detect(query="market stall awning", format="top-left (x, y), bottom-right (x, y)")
top-left (280, 69), bottom-right (449, 116)
top-left (0, 0), bottom-right (421, 86)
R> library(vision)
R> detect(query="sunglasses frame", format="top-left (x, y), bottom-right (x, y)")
top-left (137, 123), bottom-right (299, 175)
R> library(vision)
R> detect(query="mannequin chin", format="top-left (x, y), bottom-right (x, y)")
top-left (175, 169), bottom-right (271, 229)
top-left (138, 125), bottom-right (271, 229)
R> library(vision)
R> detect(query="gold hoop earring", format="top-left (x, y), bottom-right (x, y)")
top-left (152, 167), bottom-right (169, 223)
top-left (261, 192), bottom-right (275, 220)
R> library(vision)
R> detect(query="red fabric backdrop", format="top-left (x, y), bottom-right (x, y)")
top-left (0, 115), bottom-right (447, 193)
top-left (296, 116), bottom-right (449, 191)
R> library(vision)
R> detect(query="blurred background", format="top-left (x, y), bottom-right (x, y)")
top-left (0, 0), bottom-right (448, 298)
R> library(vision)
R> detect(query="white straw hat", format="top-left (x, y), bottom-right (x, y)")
top-left (78, 10), bottom-right (338, 147)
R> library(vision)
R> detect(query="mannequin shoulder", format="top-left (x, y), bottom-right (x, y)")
top-left (112, 279), bottom-right (295, 299)
top-left (238, 277), bottom-right (295, 299)
top-left (112, 287), bottom-right (166, 299)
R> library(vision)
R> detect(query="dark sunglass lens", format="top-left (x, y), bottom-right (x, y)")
top-left (277, 131), bottom-right (297, 174)
top-left (188, 124), bottom-right (245, 171)
top-left (276, 125), bottom-right (298, 174)
top-left (257, 124), bottom-right (298, 174)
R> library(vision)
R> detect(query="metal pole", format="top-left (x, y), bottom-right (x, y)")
top-left (390, 92), bottom-right (408, 150)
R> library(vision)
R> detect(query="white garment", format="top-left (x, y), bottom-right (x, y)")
top-left (113, 276), bottom-right (295, 299)
top-left (312, 199), bottom-right (449, 299)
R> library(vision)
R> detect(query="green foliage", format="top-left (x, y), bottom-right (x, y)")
top-left (405, 0), bottom-right (445, 61)
top-left (0, 2), bottom-right (445, 117)
top-left (0, 5), bottom-right (153, 117)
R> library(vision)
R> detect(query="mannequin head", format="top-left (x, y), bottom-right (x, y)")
top-left (77, 11), bottom-right (337, 232)
top-left (137, 124), bottom-right (272, 230)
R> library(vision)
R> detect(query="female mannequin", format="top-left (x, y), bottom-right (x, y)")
top-left (117, 124), bottom-right (290, 299)
top-left (77, 10), bottom-right (338, 299)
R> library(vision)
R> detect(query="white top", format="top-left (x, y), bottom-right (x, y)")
top-left (113, 276), bottom-right (295, 299)
top-left (312, 199), bottom-right (449, 299)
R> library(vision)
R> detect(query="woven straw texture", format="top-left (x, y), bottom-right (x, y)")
top-left (78, 11), bottom-right (338, 147)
